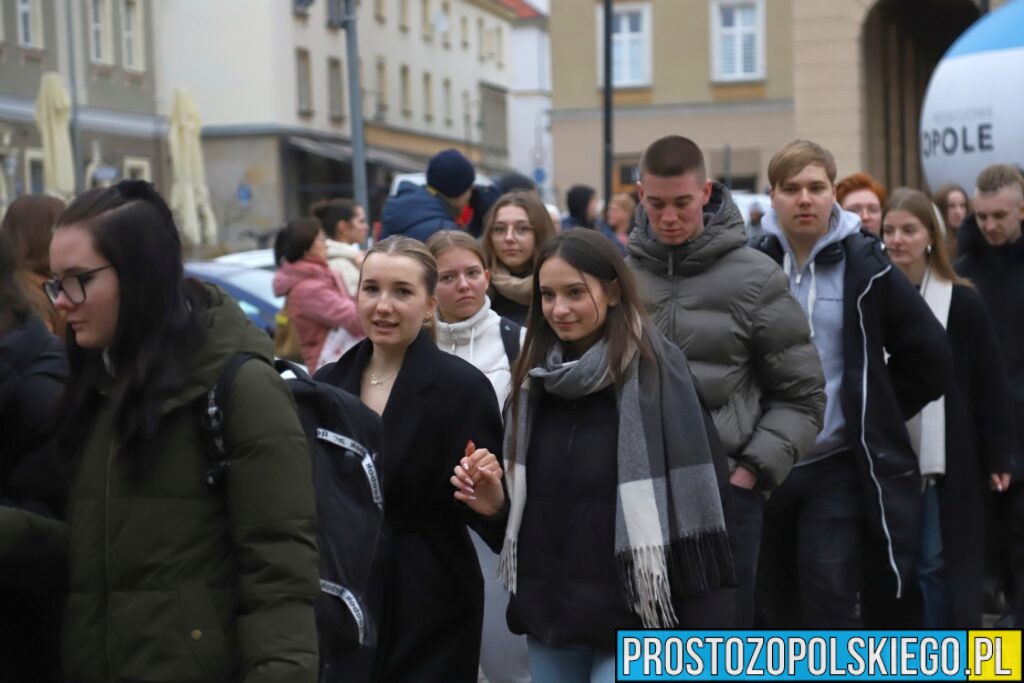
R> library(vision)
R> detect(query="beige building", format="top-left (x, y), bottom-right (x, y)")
top-left (0, 0), bottom-right (163, 214)
top-left (153, 0), bottom-right (517, 245)
top-left (549, 0), bottom-right (1006, 203)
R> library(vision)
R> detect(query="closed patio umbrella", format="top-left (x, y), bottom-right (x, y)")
top-left (168, 87), bottom-right (218, 246)
top-left (34, 72), bottom-right (75, 198)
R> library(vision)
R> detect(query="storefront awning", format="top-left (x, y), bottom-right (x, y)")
top-left (286, 136), bottom-right (424, 173)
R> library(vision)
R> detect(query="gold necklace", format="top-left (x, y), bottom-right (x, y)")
top-left (367, 370), bottom-right (396, 401)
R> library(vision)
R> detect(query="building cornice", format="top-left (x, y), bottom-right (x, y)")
top-left (550, 98), bottom-right (794, 121)
top-left (0, 94), bottom-right (166, 137)
top-left (467, 0), bottom-right (519, 21)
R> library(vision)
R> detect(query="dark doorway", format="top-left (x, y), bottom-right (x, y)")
top-left (862, 0), bottom-right (980, 190)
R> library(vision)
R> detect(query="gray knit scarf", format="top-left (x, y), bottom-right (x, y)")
top-left (496, 325), bottom-right (735, 627)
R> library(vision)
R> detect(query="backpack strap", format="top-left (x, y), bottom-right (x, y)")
top-left (195, 352), bottom-right (261, 490)
top-left (498, 316), bottom-right (522, 367)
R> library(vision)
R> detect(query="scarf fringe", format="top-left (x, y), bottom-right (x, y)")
top-left (617, 531), bottom-right (736, 628)
top-left (497, 536), bottom-right (518, 594)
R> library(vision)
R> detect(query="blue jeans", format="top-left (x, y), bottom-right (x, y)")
top-left (916, 481), bottom-right (949, 627)
top-left (527, 637), bottom-right (616, 683)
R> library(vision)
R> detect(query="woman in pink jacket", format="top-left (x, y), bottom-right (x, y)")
top-left (272, 217), bottom-right (364, 372)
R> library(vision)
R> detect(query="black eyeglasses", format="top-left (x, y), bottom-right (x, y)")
top-left (43, 265), bottom-right (114, 305)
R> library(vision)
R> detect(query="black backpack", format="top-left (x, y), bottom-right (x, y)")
top-left (195, 354), bottom-right (385, 655)
top-left (498, 316), bottom-right (523, 366)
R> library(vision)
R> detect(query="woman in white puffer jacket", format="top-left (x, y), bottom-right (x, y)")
top-left (426, 230), bottom-right (529, 683)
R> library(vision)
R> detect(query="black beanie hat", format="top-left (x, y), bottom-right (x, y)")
top-left (427, 149), bottom-right (476, 198)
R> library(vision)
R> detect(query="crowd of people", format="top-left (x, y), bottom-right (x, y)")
top-left (0, 134), bottom-right (1022, 683)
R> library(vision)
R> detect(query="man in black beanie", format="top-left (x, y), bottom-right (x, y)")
top-left (381, 148), bottom-right (478, 242)
top-left (562, 184), bottom-right (598, 230)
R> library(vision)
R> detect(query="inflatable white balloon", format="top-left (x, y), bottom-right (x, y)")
top-left (919, 0), bottom-right (1024, 191)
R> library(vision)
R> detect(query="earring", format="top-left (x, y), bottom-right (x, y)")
top-left (926, 244), bottom-right (933, 255)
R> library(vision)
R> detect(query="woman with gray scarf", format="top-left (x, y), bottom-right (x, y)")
top-left (453, 229), bottom-right (736, 681)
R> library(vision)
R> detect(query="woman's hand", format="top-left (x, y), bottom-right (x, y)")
top-left (991, 472), bottom-right (1012, 492)
top-left (452, 440), bottom-right (505, 516)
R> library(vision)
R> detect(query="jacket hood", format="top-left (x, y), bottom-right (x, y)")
top-left (761, 203), bottom-right (862, 267)
top-left (380, 181), bottom-right (453, 237)
top-left (627, 182), bottom-right (747, 276)
top-left (272, 258), bottom-right (333, 297)
top-left (161, 284), bottom-right (275, 414)
top-left (956, 213), bottom-right (1024, 261)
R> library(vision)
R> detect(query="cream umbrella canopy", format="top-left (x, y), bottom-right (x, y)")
top-left (168, 87), bottom-right (218, 246)
top-left (34, 72), bottom-right (75, 198)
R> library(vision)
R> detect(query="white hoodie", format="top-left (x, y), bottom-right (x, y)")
top-left (435, 297), bottom-right (525, 408)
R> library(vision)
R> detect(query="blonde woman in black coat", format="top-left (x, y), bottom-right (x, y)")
top-left (318, 236), bottom-right (505, 682)
top-left (881, 188), bottom-right (1014, 627)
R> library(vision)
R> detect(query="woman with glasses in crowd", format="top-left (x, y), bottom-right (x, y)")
top-left (836, 172), bottom-right (887, 236)
top-left (881, 188), bottom-right (1014, 627)
top-left (318, 236), bottom-right (506, 682)
top-left (426, 229), bottom-right (529, 683)
top-left (482, 191), bottom-right (557, 325)
top-left (454, 229), bottom-right (735, 681)
top-left (0, 181), bottom-right (320, 683)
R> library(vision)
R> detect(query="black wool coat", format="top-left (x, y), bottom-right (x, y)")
top-left (318, 330), bottom-right (505, 682)
top-left (0, 315), bottom-right (68, 683)
top-left (956, 215), bottom-right (1024, 457)
top-left (935, 284), bottom-right (1015, 626)
top-left (756, 231), bottom-right (952, 601)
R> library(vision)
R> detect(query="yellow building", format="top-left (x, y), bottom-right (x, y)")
top-left (549, 0), bottom-right (1005, 202)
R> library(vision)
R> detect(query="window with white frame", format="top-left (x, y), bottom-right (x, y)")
top-left (90, 0), bottom-right (115, 64)
top-left (443, 78), bottom-right (452, 127)
top-left (376, 57), bottom-right (388, 112)
top-left (123, 156), bottom-right (151, 181)
top-left (122, 0), bottom-right (145, 71)
top-left (296, 48), bottom-right (312, 114)
top-left (18, 0), bottom-right (44, 49)
top-left (596, 3), bottom-right (651, 87)
top-left (710, 0), bottom-right (765, 81)
top-left (329, 57), bottom-right (345, 121)
top-left (400, 64), bottom-right (411, 117)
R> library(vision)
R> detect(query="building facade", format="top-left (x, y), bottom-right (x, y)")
top-left (548, 0), bottom-right (1006, 207)
top-left (0, 0), bottom-right (162, 215)
top-left (153, 0), bottom-right (517, 246)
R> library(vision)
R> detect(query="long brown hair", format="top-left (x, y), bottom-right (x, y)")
top-left (481, 191), bottom-right (556, 273)
top-left (507, 229), bottom-right (651, 469)
top-left (0, 194), bottom-right (66, 275)
top-left (882, 188), bottom-right (970, 287)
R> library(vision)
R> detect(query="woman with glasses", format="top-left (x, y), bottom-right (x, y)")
top-left (482, 191), bottom-right (557, 325)
top-left (0, 230), bottom-right (67, 683)
top-left (273, 217), bottom-right (364, 373)
top-left (0, 181), bottom-right (320, 683)
top-left (836, 172), bottom-right (887, 236)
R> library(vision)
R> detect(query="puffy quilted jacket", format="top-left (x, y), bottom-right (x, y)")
top-left (626, 184), bottom-right (825, 489)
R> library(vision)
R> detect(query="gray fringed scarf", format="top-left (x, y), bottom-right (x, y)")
top-left (496, 325), bottom-right (735, 627)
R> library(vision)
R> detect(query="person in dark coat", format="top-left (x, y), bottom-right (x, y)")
top-left (752, 140), bottom-right (951, 628)
top-left (0, 231), bottom-right (68, 683)
top-left (380, 148), bottom-right (477, 243)
top-left (881, 188), bottom-right (1014, 627)
top-left (317, 236), bottom-right (506, 682)
top-left (954, 163), bottom-right (1024, 627)
top-left (456, 230), bottom-right (736, 681)
top-left (481, 191), bottom-right (557, 324)
top-left (562, 184), bottom-right (597, 230)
